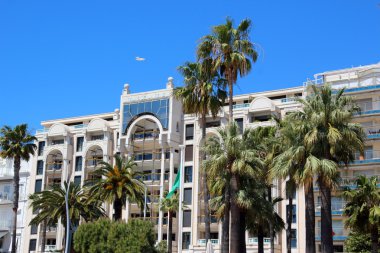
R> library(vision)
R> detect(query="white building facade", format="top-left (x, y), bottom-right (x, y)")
top-left (22, 62), bottom-right (380, 253)
top-left (0, 158), bottom-right (31, 253)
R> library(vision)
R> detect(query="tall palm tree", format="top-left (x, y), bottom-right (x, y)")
top-left (0, 124), bottom-right (37, 253)
top-left (294, 85), bottom-right (365, 252)
top-left (204, 122), bottom-right (261, 253)
top-left (29, 182), bottom-right (105, 251)
top-left (174, 60), bottom-right (226, 242)
top-left (342, 175), bottom-right (380, 253)
top-left (197, 17), bottom-right (258, 122)
top-left (88, 154), bottom-right (145, 220)
top-left (160, 193), bottom-right (180, 253)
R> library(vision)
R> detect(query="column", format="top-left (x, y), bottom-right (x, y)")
top-left (158, 148), bottom-right (166, 241)
top-left (177, 145), bottom-right (185, 251)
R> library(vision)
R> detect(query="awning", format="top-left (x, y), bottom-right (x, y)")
top-left (0, 231), bottom-right (8, 239)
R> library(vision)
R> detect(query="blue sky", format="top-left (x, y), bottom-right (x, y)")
top-left (0, 0), bottom-right (379, 131)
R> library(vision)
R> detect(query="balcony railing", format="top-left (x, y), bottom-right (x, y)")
top-left (247, 238), bottom-right (271, 244)
top-left (355, 100), bottom-right (380, 116)
top-left (0, 219), bottom-right (12, 229)
top-left (134, 152), bottom-right (171, 161)
top-left (316, 226), bottom-right (347, 241)
top-left (364, 125), bottom-right (380, 139)
top-left (45, 245), bottom-right (57, 252)
top-left (232, 103), bottom-right (250, 110)
top-left (315, 200), bottom-right (346, 216)
top-left (47, 163), bottom-right (63, 171)
top-left (198, 239), bottom-right (219, 246)
top-left (136, 173), bottom-right (169, 182)
top-left (353, 150), bottom-right (380, 164)
top-left (133, 131), bottom-right (159, 140)
top-left (0, 192), bottom-right (13, 201)
top-left (0, 168), bottom-right (13, 177)
top-left (198, 215), bottom-right (218, 224)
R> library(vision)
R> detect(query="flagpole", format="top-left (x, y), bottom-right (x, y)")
top-left (177, 145), bottom-right (185, 252)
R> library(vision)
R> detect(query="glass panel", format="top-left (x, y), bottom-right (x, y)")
top-left (184, 188), bottom-right (192, 205)
top-left (182, 232), bottom-right (191, 250)
top-left (75, 156), bottom-right (82, 171)
top-left (185, 124), bottom-right (194, 140)
top-left (29, 239), bottom-right (37, 251)
top-left (31, 225), bottom-right (38, 234)
top-left (74, 176), bottom-right (81, 186)
top-left (291, 229), bottom-right (297, 248)
top-left (185, 145), bottom-right (193, 162)
top-left (35, 180), bottom-right (42, 193)
top-left (76, 137), bottom-right (84, 152)
top-left (37, 160), bottom-right (44, 175)
top-left (183, 210), bottom-right (191, 227)
top-left (184, 166), bottom-right (193, 183)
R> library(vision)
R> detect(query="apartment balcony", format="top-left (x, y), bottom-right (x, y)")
top-left (137, 173), bottom-right (169, 183)
top-left (0, 191), bottom-right (13, 203)
top-left (232, 103), bottom-right (250, 110)
top-left (0, 168), bottom-right (13, 178)
top-left (315, 200), bottom-right (346, 216)
top-left (365, 125), bottom-right (380, 139)
top-left (198, 239), bottom-right (219, 246)
top-left (246, 120), bottom-right (276, 129)
top-left (0, 219), bottom-right (11, 230)
top-left (198, 215), bottom-right (219, 224)
top-left (247, 237), bottom-right (271, 244)
top-left (352, 150), bottom-right (380, 165)
top-left (355, 100), bottom-right (380, 116)
top-left (316, 226), bottom-right (348, 241)
top-left (45, 245), bottom-right (57, 252)
top-left (304, 77), bottom-right (380, 94)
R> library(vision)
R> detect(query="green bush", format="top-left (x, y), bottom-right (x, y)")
top-left (73, 219), bottom-right (157, 253)
top-left (345, 230), bottom-right (372, 253)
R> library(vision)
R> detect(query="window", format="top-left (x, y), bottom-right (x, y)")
top-left (74, 176), bottom-right (81, 186)
top-left (185, 124), bottom-right (194, 140)
top-left (29, 239), bottom-right (37, 252)
top-left (252, 115), bottom-right (271, 122)
top-left (46, 238), bottom-right (56, 246)
top-left (235, 118), bottom-right (243, 133)
top-left (286, 205), bottom-right (297, 223)
top-left (291, 229), bottom-right (297, 248)
top-left (75, 156), bottom-right (82, 171)
top-left (51, 139), bottom-right (64, 145)
top-left (206, 121), bottom-right (220, 128)
top-left (183, 210), bottom-right (191, 227)
top-left (333, 245), bottom-right (344, 252)
top-left (31, 225), bottom-right (38, 234)
top-left (184, 188), bottom-right (192, 205)
top-left (36, 160), bottom-right (44, 175)
top-left (76, 137), bottom-right (84, 152)
top-left (91, 134), bottom-right (104, 141)
top-left (38, 141), bottom-right (45, 156)
top-left (211, 233), bottom-right (218, 239)
top-left (185, 145), bottom-right (193, 162)
top-left (184, 166), bottom-right (193, 183)
top-left (182, 232), bottom-right (191, 250)
top-left (163, 234), bottom-right (176, 241)
top-left (35, 180), bottom-right (42, 193)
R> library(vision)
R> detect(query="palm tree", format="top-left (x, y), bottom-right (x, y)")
top-left (0, 124), bottom-right (37, 253)
top-left (294, 84), bottom-right (365, 252)
top-left (204, 122), bottom-right (261, 253)
top-left (197, 17), bottom-right (258, 122)
top-left (342, 175), bottom-right (380, 253)
top-left (174, 60), bottom-right (226, 242)
top-left (88, 154), bottom-right (145, 220)
top-left (29, 182), bottom-right (105, 251)
top-left (160, 193), bottom-right (180, 253)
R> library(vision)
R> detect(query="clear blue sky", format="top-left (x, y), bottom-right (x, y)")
top-left (0, 0), bottom-right (379, 131)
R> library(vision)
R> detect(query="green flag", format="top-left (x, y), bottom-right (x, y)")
top-left (166, 168), bottom-right (180, 199)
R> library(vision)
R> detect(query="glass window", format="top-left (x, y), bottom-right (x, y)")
top-left (29, 239), bottom-right (37, 251)
top-left (235, 118), bottom-right (244, 133)
top-left (185, 145), bottom-right (193, 162)
top-left (76, 137), bottom-right (84, 152)
top-left (38, 141), bottom-right (45, 156)
top-left (35, 180), bottom-right (42, 193)
top-left (286, 205), bottom-right (297, 223)
top-left (74, 176), bottom-right (81, 186)
top-left (185, 124), bottom-right (194, 140)
top-left (184, 188), bottom-right (192, 205)
top-left (184, 166), bottom-right (193, 183)
top-left (31, 225), bottom-right (38, 234)
top-left (183, 210), bottom-right (191, 227)
top-left (182, 232), bottom-right (191, 250)
top-left (37, 160), bottom-right (44, 175)
top-left (75, 156), bottom-right (82, 171)
top-left (291, 229), bottom-right (297, 248)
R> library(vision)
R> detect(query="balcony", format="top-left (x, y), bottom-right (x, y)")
top-left (355, 100), bottom-right (380, 116)
top-left (133, 131), bottom-right (159, 141)
top-left (315, 200), bottom-right (346, 216)
top-left (198, 239), bottom-right (219, 246)
top-left (232, 103), bottom-right (250, 110)
top-left (364, 125), bottom-right (380, 139)
top-left (0, 168), bottom-right (13, 178)
top-left (45, 245), bottom-right (57, 252)
top-left (316, 226), bottom-right (347, 241)
top-left (198, 215), bottom-right (218, 224)
top-left (246, 120), bottom-right (276, 129)
top-left (247, 238), bottom-right (271, 244)
top-left (0, 219), bottom-right (11, 230)
top-left (352, 150), bottom-right (380, 164)
top-left (0, 191), bottom-right (13, 202)
top-left (136, 173), bottom-right (169, 182)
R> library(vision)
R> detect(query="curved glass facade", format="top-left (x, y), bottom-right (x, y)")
top-left (122, 98), bottom-right (169, 134)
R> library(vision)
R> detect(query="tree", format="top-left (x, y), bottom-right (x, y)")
top-left (160, 193), bottom-right (179, 253)
top-left (174, 60), bottom-right (226, 242)
top-left (0, 124), bottom-right (37, 253)
top-left (197, 17), bottom-right (258, 122)
top-left (204, 122), bottom-right (261, 253)
top-left (294, 84), bottom-right (365, 252)
top-left (342, 175), bottom-right (380, 253)
top-left (74, 219), bottom-right (157, 253)
top-left (29, 182), bottom-right (105, 251)
top-left (345, 230), bottom-right (373, 253)
top-left (88, 154), bottom-right (145, 220)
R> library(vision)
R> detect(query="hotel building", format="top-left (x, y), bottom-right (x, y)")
top-left (23, 62), bottom-right (380, 253)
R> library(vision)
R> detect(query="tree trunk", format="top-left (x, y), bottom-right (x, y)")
top-left (319, 177), bottom-right (333, 253)
top-left (286, 197), bottom-right (293, 253)
top-left (11, 156), bottom-right (20, 253)
top-left (228, 70), bottom-right (234, 122)
top-left (238, 210), bottom-right (247, 253)
top-left (305, 182), bottom-right (316, 253)
top-left (168, 211), bottom-right (173, 253)
top-left (370, 226), bottom-right (379, 253)
top-left (41, 220), bottom-right (47, 253)
top-left (268, 187), bottom-right (275, 253)
top-left (258, 225), bottom-right (264, 253)
top-left (113, 197), bottom-right (123, 220)
top-left (221, 183), bottom-right (230, 253)
top-left (230, 174), bottom-right (240, 253)
top-left (201, 113), bottom-right (211, 242)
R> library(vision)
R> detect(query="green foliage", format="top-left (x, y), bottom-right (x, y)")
top-left (155, 240), bottom-right (168, 253)
top-left (74, 219), bottom-right (157, 253)
top-left (345, 230), bottom-right (372, 253)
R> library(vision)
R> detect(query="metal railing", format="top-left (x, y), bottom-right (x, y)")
top-left (0, 168), bottom-right (13, 177)
top-left (133, 131), bottom-right (159, 140)
top-left (364, 125), bottom-right (380, 139)
top-left (315, 200), bottom-right (346, 215)
top-left (355, 100), bottom-right (380, 115)
top-left (353, 150), bottom-right (380, 164)
top-left (232, 103), bottom-right (250, 110)
top-left (73, 124), bottom-right (88, 129)
top-left (247, 237), bottom-right (271, 244)
top-left (0, 219), bottom-right (12, 229)
top-left (198, 239), bottom-right (219, 245)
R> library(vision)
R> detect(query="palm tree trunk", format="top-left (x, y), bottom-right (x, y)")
top-left (286, 197), bottom-right (293, 253)
top-left (228, 71), bottom-right (234, 122)
top-left (230, 174), bottom-right (240, 253)
top-left (221, 183), bottom-right (230, 253)
top-left (319, 177), bottom-right (333, 253)
top-left (258, 225), bottom-right (264, 253)
top-left (41, 220), bottom-right (47, 253)
top-left (201, 113), bottom-right (211, 242)
top-left (238, 210), bottom-right (247, 253)
top-left (11, 156), bottom-right (20, 253)
top-left (305, 182), bottom-right (316, 253)
top-left (268, 187), bottom-right (275, 253)
top-left (168, 212), bottom-right (173, 253)
top-left (370, 226), bottom-right (379, 253)
top-left (114, 197), bottom-right (123, 220)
